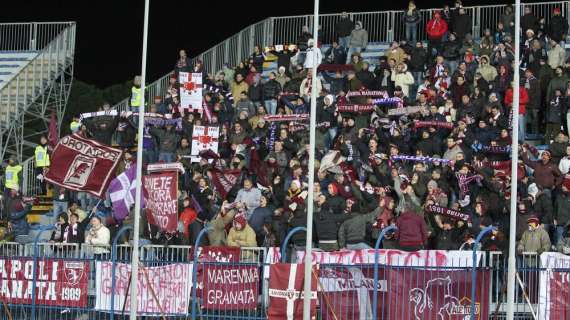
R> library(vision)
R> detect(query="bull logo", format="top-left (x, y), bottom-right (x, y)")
top-left (409, 276), bottom-right (472, 320)
top-left (64, 262), bottom-right (85, 286)
top-left (63, 155), bottom-right (96, 187)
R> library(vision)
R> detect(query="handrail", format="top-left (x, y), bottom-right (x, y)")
top-left (112, 1), bottom-right (569, 112)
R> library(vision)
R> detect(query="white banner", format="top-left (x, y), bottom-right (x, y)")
top-left (295, 249), bottom-right (480, 267)
top-left (179, 72), bottom-right (203, 112)
top-left (95, 262), bottom-right (192, 315)
top-left (191, 125), bottom-right (219, 156)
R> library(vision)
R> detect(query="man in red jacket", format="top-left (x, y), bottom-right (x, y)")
top-left (395, 208), bottom-right (428, 251)
top-left (505, 81), bottom-right (529, 141)
top-left (426, 11), bottom-right (448, 59)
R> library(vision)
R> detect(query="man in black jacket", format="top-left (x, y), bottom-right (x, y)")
top-left (452, 7), bottom-right (471, 41)
top-left (335, 12), bottom-right (353, 51)
top-left (548, 8), bottom-right (569, 43)
top-left (262, 72), bottom-right (282, 115)
top-left (521, 7), bottom-right (538, 35)
top-left (323, 41), bottom-right (346, 65)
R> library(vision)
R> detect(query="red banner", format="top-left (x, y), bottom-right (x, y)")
top-left (386, 269), bottom-right (490, 320)
top-left (545, 271), bottom-right (570, 319)
top-left (198, 246), bottom-right (241, 262)
top-left (207, 168), bottom-right (241, 199)
top-left (0, 258), bottom-right (89, 307)
top-left (144, 171), bottom-right (178, 233)
top-left (268, 263), bottom-right (317, 320)
top-left (202, 265), bottom-right (259, 310)
top-left (45, 134), bottom-right (123, 198)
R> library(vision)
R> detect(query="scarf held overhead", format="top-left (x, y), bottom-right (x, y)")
top-left (391, 155), bottom-right (452, 165)
top-left (337, 104), bottom-right (376, 113)
top-left (426, 204), bottom-right (470, 221)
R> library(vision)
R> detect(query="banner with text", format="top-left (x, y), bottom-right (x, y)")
top-left (179, 72), bottom-right (203, 112)
top-left (45, 134), bottom-right (123, 198)
top-left (202, 265), bottom-right (259, 310)
top-left (95, 262), bottom-right (192, 315)
top-left (191, 126), bottom-right (219, 157)
top-left (0, 258), bottom-right (89, 307)
top-left (144, 171), bottom-right (178, 233)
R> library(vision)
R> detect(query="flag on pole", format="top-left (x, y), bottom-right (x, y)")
top-left (47, 111), bottom-right (59, 151)
top-left (108, 165), bottom-right (143, 221)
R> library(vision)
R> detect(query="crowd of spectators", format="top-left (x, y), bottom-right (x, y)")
top-left (2, 1), bottom-right (570, 257)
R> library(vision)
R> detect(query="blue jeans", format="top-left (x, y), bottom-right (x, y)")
top-left (158, 152), bottom-right (175, 163)
top-left (346, 46), bottom-right (363, 64)
top-left (405, 23), bottom-right (417, 43)
top-left (143, 148), bottom-right (158, 164)
top-left (324, 128), bottom-right (337, 151)
top-left (346, 242), bottom-right (372, 250)
top-left (264, 99), bottom-right (278, 115)
top-left (518, 114), bottom-right (526, 142)
top-left (555, 226), bottom-right (566, 246)
top-left (52, 201), bottom-right (68, 218)
top-left (338, 36), bottom-right (350, 52)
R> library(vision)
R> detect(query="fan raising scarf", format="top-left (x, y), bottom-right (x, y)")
top-left (391, 155), bottom-right (452, 165)
top-left (372, 97), bottom-right (403, 107)
top-left (268, 123), bottom-right (277, 152)
top-left (456, 173), bottom-right (483, 199)
top-left (471, 143), bottom-right (511, 154)
top-left (347, 90), bottom-right (388, 98)
top-left (425, 204), bottom-right (470, 221)
top-left (387, 106), bottom-right (421, 116)
top-left (264, 114), bottom-right (309, 122)
top-left (79, 110), bottom-right (118, 121)
top-left (337, 104), bottom-right (376, 113)
top-left (413, 120), bottom-right (454, 130)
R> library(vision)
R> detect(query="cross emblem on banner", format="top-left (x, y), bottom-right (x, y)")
top-left (192, 127), bottom-right (218, 148)
top-left (183, 80), bottom-right (203, 93)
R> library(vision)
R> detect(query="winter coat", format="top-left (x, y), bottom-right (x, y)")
top-left (442, 39), bottom-right (461, 61)
top-left (248, 83), bottom-right (263, 103)
top-left (476, 56), bottom-right (498, 82)
top-left (316, 209), bottom-right (347, 242)
top-left (231, 81), bottom-right (249, 105)
top-left (387, 47), bottom-right (407, 65)
top-left (403, 9), bottom-right (420, 25)
top-left (395, 211), bottom-right (428, 247)
top-left (338, 210), bottom-right (377, 247)
top-left (349, 23), bottom-right (368, 48)
top-left (522, 152), bottom-right (563, 189)
top-left (548, 44), bottom-right (566, 70)
top-left (559, 156), bottom-right (570, 175)
top-left (335, 17), bottom-right (354, 37)
top-left (9, 201), bottom-right (31, 237)
top-left (546, 97), bottom-right (563, 124)
top-left (207, 209), bottom-right (236, 246)
top-left (85, 225), bottom-right (111, 254)
top-left (547, 75), bottom-right (569, 102)
top-left (303, 47), bottom-right (322, 69)
top-left (227, 224), bottom-right (257, 248)
top-left (149, 127), bottom-right (179, 153)
top-left (548, 15), bottom-right (569, 42)
top-left (426, 12), bottom-right (448, 40)
top-left (517, 226), bottom-right (551, 254)
top-left (452, 14), bottom-right (472, 39)
top-left (408, 47), bottom-right (428, 72)
top-left (249, 206), bottom-right (273, 235)
top-left (84, 116), bottom-right (119, 146)
top-left (390, 65), bottom-right (415, 97)
top-left (236, 98), bottom-right (256, 118)
top-left (505, 87), bottom-right (529, 115)
top-left (525, 76), bottom-right (541, 109)
top-left (532, 192), bottom-right (554, 225)
top-left (555, 192), bottom-right (570, 226)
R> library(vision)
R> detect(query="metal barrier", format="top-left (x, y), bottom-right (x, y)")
top-left (0, 241), bottom-right (565, 319)
top-left (0, 22), bottom-right (74, 51)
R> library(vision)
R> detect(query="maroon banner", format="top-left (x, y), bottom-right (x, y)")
top-left (546, 271), bottom-right (570, 319)
top-left (0, 258), bottom-right (89, 307)
top-left (203, 265), bottom-right (259, 310)
top-left (144, 171), bottom-right (178, 233)
top-left (387, 269), bottom-right (490, 320)
top-left (319, 266), bottom-right (388, 320)
top-left (268, 263), bottom-right (317, 320)
top-left (45, 134), bottom-right (123, 198)
top-left (207, 169), bottom-right (241, 199)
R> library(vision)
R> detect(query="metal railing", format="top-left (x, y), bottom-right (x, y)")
top-left (112, 1), bottom-right (569, 114)
top-left (0, 22), bottom-right (74, 51)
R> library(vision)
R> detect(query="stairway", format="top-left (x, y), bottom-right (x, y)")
top-left (28, 190), bottom-right (54, 225)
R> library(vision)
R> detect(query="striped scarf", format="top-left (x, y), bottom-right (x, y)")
top-left (337, 104), bottom-right (376, 113)
top-left (79, 110), bottom-right (118, 121)
top-left (455, 173), bottom-right (483, 199)
top-left (391, 155), bottom-right (452, 165)
top-left (347, 90), bottom-right (388, 98)
top-left (414, 120), bottom-right (454, 130)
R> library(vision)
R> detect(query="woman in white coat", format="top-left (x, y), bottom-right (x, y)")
top-left (391, 62), bottom-right (415, 97)
top-left (303, 39), bottom-right (322, 70)
top-left (85, 216), bottom-right (111, 259)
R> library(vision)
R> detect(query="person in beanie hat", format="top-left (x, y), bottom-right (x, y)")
top-left (227, 213), bottom-right (257, 249)
top-left (548, 7), bottom-right (568, 43)
top-left (517, 215), bottom-right (551, 254)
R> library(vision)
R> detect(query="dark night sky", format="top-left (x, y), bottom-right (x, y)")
top-left (2, 0), bottom-right (519, 88)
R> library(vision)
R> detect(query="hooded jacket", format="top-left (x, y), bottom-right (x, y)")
top-left (390, 64), bottom-right (414, 97)
top-left (349, 22), bottom-right (368, 48)
top-left (476, 56), bottom-right (498, 82)
top-left (426, 12), bottom-right (448, 40)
